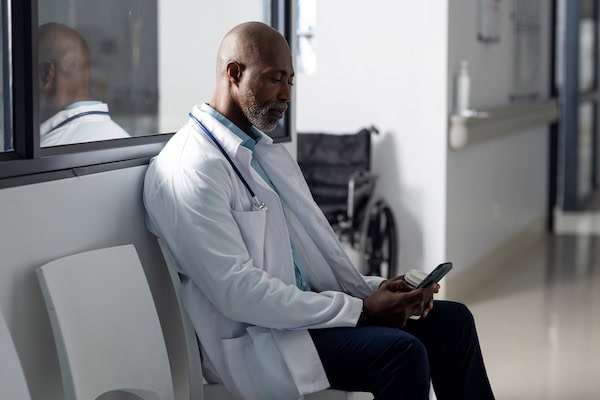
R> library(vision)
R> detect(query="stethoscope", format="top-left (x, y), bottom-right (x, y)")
top-left (46, 110), bottom-right (110, 134)
top-left (188, 112), bottom-right (267, 211)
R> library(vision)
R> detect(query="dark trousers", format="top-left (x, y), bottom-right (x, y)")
top-left (309, 301), bottom-right (494, 400)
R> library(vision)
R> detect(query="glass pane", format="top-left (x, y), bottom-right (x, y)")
top-left (579, 0), bottom-right (597, 92)
top-left (1, 1), bottom-right (12, 152)
top-left (578, 101), bottom-right (595, 201)
top-left (38, 0), bottom-right (271, 147)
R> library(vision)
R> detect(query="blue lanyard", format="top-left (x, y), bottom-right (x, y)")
top-left (47, 110), bottom-right (110, 134)
top-left (188, 112), bottom-right (266, 210)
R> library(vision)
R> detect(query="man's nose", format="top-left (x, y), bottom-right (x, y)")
top-left (279, 81), bottom-right (291, 102)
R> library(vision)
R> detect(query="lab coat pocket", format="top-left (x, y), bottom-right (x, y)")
top-left (221, 335), bottom-right (260, 400)
top-left (231, 209), bottom-right (266, 268)
top-left (222, 328), bottom-right (301, 400)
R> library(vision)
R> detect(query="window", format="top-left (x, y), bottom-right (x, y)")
top-left (578, 101), bottom-right (595, 200)
top-left (0, 0), bottom-right (293, 184)
top-left (579, 0), bottom-right (597, 93)
top-left (38, 0), bottom-right (291, 147)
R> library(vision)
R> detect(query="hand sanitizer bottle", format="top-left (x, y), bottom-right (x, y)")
top-left (456, 60), bottom-right (470, 115)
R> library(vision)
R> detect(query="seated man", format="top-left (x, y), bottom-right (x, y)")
top-left (143, 21), bottom-right (495, 400)
top-left (38, 23), bottom-right (129, 147)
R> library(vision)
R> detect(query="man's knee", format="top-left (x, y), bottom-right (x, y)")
top-left (453, 301), bottom-right (475, 323)
top-left (378, 335), bottom-right (430, 397)
top-left (438, 301), bottom-right (476, 327)
top-left (456, 303), bottom-right (478, 337)
top-left (440, 301), bottom-right (480, 347)
top-left (388, 334), bottom-right (430, 378)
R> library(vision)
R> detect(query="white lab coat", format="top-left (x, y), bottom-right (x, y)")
top-left (40, 102), bottom-right (129, 147)
top-left (143, 104), bottom-right (385, 400)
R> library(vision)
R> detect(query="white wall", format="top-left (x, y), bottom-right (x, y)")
top-left (297, 0), bottom-right (551, 278)
top-left (296, 1), bottom-right (449, 272)
top-left (158, 0), bottom-right (266, 132)
top-left (446, 0), bottom-right (551, 272)
top-left (0, 167), bottom-right (188, 400)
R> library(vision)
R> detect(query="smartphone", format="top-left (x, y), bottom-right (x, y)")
top-left (415, 262), bottom-right (453, 288)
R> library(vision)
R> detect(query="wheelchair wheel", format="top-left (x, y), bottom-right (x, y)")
top-left (364, 200), bottom-right (397, 278)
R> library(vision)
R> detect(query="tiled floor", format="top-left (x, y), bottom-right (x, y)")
top-left (455, 232), bottom-right (600, 400)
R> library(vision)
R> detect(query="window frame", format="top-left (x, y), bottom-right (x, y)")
top-left (2, 0), bottom-right (12, 151)
top-left (0, 0), bottom-right (294, 188)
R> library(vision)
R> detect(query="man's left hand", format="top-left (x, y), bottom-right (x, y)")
top-left (382, 276), bottom-right (440, 318)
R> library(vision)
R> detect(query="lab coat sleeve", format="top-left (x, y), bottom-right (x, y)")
top-left (364, 275), bottom-right (386, 292)
top-left (147, 161), bottom-right (363, 330)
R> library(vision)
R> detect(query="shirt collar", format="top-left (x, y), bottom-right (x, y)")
top-left (65, 100), bottom-right (103, 110)
top-left (200, 103), bottom-right (262, 151)
top-left (40, 102), bottom-right (109, 136)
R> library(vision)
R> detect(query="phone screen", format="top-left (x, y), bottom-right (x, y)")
top-left (416, 262), bottom-right (453, 288)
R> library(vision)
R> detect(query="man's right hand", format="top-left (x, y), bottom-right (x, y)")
top-left (361, 279), bottom-right (437, 328)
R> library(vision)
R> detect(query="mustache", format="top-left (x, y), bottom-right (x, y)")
top-left (267, 103), bottom-right (288, 113)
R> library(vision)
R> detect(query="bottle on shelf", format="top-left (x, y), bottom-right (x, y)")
top-left (456, 60), bottom-right (470, 115)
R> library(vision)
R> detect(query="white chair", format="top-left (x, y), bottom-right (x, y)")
top-left (0, 309), bottom-right (32, 400)
top-left (37, 244), bottom-right (175, 400)
top-left (157, 239), bottom-right (351, 400)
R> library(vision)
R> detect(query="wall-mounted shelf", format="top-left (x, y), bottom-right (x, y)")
top-left (449, 99), bottom-right (559, 149)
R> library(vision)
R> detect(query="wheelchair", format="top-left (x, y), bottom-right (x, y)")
top-left (297, 126), bottom-right (398, 279)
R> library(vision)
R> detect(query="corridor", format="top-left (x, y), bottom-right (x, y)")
top-left (459, 229), bottom-right (600, 399)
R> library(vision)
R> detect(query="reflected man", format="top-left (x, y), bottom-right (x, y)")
top-left (39, 22), bottom-right (129, 147)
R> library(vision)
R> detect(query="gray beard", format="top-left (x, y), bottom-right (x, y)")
top-left (243, 90), bottom-right (282, 132)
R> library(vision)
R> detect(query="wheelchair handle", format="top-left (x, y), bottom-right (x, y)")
top-left (347, 171), bottom-right (378, 222)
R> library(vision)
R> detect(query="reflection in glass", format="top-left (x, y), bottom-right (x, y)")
top-left (39, 0), bottom-right (279, 144)
top-left (39, 0), bottom-right (159, 145)
top-left (39, 23), bottom-right (130, 146)
top-left (511, 0), bottom-right (542, 100)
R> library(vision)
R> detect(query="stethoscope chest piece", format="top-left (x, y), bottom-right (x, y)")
top-left (253, 197), bottom-right (267, 211)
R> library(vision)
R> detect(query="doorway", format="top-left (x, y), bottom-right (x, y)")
top-left (552, 0), bottom-right (600, 214)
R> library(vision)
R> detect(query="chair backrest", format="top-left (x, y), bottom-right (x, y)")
top-left (36, 244), bottom-right (174, 400)
top-left (157, 239), bottom-right (206, 400)
top-left (0, 309), bottom-right (32, 400)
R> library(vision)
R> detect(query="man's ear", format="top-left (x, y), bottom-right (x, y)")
top-left (226, 61), bottom-right (243, 85)
top-left (40, 60), bottom-right (56, 90)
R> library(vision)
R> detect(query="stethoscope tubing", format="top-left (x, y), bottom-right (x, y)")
top-left (188, 112), bottom-right (266, 210)
top-left (46, 110), bottom-right (110, 134)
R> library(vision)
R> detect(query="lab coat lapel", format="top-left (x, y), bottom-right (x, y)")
top-left (255, 141), bottom-right (373, 298)
top-left (192, 107), bottom-right (296, 285)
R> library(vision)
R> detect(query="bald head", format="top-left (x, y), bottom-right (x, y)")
top-left (39, 23), bottom-right (92, 121)
top-left (216, 21), bottom-right (290, 78)
top-left (211, 22), bottom-right (294, 134)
